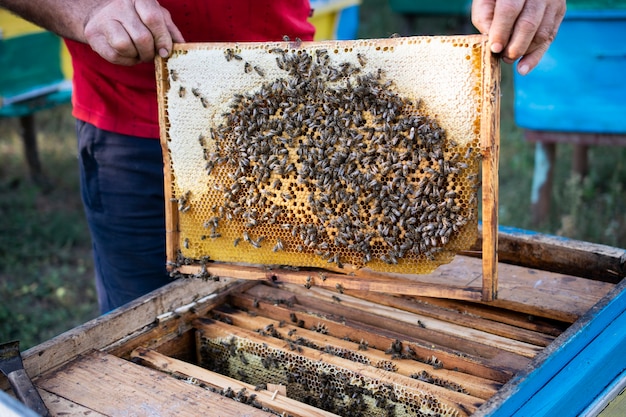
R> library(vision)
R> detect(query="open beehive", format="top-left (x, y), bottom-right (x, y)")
top-left (157, 34), bottom-right (500, 301)
top-left (20, 234), bottom-right (624, 416)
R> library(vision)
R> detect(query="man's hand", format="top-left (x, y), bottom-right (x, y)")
top-left (83, 0), bottom-right (185, 65)
top-left (472, 0), bottom-right (566, 75)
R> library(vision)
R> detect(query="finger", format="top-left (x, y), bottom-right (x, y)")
top-left (501, 0), bottom-right (547, 62)
top-left (120, 18), bottom-right (158, 62)
top-left (157, 11), bottom-right (185, 58)
top-left (487, 0), bottom-right (525, 54)
top-left (516, 41), bottom-right (549, 75)
top-left (513, 1), bottom-right (565, 75)
top-left (134, 0), bottom-right (183, 60)
top-left (471, 0), bottom-right (497, 35)
top-left (87, 20), bottom-right (141, 66)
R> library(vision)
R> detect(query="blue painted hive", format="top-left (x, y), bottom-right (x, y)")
top-left (514, 9), bottom-right (626, 134)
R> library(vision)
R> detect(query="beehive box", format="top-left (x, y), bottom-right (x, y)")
top-left (157, 34), bottom-right (500, 301)
top-left (0, 10), bottom-right (72, 116)
top-left (513, 9), bottom-right (626, 134)
top-left (7, 230), bottom-right (625, 416)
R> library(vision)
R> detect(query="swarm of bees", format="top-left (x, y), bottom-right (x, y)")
top-left (172, 43), bottom-right (479, 271)
top-left (169, 40), bottom-right (479, 272)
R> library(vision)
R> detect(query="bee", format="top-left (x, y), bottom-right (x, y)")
top-left (335, 283), bottom-right (344, 294)
top-left (183, 238), bottom-right (189, 249)
top-left (331, 295), bottom-right (341, 303)
top-left (253, 65), bottom-right (265, 77)
top-left (191, 87), bottom-right (201, 97)
top-left (178, 85), bottom-right (186, 98)
top-left (224, 48), bottom-right (234, 61)
top-left (223, 387), bottom-right (234, 398)
top-left (358, 339), bottom-right (369, 351)
top-left (356, 53), bottom-right (367, 67)
top-left (200, 96), bottom-right (209, 108)
top-left (287, 328), bottom-right (297, 336)
top-left (290, 312), bottom-right (298, 323)
top-left (272, 238), bottom-right (284, 252)
top-left (169, 69), bottom-right (178, 81)
top-left (244, 62), bottom-right (252, 73)
top-left (233, 237), bottom-right (241, 247)
top-left (304, 275), bottom-right (312, 289)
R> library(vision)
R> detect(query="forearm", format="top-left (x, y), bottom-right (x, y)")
top-left (0, 0), bottom-right (99, 42)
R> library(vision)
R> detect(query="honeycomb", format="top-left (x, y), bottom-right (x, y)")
top-left (160, 35), bottom-right (490, 274)
top-left (197, 331), bottom-right (463, 417)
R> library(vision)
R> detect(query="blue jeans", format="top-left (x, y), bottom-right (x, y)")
top-left (76, 121), bottom-right (171, 313)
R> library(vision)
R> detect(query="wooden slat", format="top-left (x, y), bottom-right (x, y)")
top-left (467, 227), bottom-right (626, 284)
top-left (194, 319), bottom-right (483, 416)
top-left (19, 277), bottom-right (242, 384)
top-left (384, 254), bottom-right (613, 322)
top-left (179, 248), bottom-right (614, 322)
top-left (230, 289), bottom-right (528, 383)
top-left (400, 295), bottom-right (567, 336)
top-left (36, 350), bottom-right (275, 417)
top-left (39, 389), bottom-right (107, 417)
top-left (343, 290), bottom-right (558, 347)
top-left (480, 41), bottom-right (501, 301)
top-left (131, 347), bottom-right (341, 417)
top-left (177, 263), bottom-right (483, 301)
top-left (213, 306), bottom-right (501, 400)
top-left (283, 284), bottom-right (543, 358)
top-left (106, 280), bottom-right (259, 359)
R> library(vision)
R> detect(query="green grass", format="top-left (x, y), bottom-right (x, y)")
top-left (0, 105), bottom-right (98, 349)
top-left (1, 0), bottom-right (625, 350)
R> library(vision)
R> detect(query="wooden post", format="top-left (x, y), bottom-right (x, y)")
top-left (529, 141), bottom-right (556, 226)
top-left (19, 113), bottom-right (50, 189)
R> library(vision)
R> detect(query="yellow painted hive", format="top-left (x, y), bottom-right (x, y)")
top-left (157, 35), bottom-right (498, 276)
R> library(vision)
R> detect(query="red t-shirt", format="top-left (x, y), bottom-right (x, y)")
top-left (65, 0), bottom-right (315, 138)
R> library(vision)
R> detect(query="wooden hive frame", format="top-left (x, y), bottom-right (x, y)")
top-left (156, 34), bottom-right (500, 302)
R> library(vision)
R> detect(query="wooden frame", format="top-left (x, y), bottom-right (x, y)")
top-left (156, 35), bottom-right (501, 302)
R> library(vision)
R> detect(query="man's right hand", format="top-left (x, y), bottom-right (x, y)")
top-left (83, 0), bottom-right (185, 65)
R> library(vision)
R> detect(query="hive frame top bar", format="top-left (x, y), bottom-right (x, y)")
top-left (156, 35), bottom-right (500, 302)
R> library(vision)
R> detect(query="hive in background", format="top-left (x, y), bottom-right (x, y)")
top-left (157, 35), bottom-right (499, 295)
